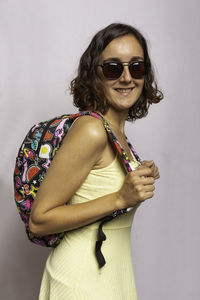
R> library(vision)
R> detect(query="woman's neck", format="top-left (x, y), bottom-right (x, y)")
top-left (99, 108), bottom-right (128, 135)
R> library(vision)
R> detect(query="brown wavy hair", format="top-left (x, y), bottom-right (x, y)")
top-left (70, 23), bottom-right (163, 121)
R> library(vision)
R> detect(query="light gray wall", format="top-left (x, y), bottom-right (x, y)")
top-left (0, 0), bottom-right (199, 299)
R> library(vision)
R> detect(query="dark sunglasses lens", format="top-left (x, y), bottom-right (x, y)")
top-left (102, 63), bottom-right (123, 79)
top-left (129, 62), bottom-right (145, 79)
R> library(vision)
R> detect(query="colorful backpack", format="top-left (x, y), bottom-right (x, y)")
top-left (14, 111), bottom-right (142, 267)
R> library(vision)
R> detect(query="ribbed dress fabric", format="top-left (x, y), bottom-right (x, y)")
top-left (39, 153), bottom-right (140, 300)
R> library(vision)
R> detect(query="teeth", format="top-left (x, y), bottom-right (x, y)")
top-left (116, 88), bottom-right (133, 93)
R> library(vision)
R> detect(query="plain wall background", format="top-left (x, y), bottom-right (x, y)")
top-left (0, 0), bottom-right (199, 299)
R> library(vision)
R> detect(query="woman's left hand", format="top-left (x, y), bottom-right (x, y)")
top-left (141, 160), bottom-right (160, 180)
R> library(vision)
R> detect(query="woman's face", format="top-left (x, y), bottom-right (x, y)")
top-left (98, 34), bottom-right (145, 113)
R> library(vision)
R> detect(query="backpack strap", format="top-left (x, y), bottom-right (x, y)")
top-left (75, 111), bottom-right (142, 268)
top-left (89, 111), bottom-right (142, 170)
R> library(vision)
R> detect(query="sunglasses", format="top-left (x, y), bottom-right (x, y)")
top-left (98, 61), bottom-right (145, 80)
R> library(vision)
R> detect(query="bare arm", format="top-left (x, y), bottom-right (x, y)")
top-left (29, 116), bottom-right (122, 235)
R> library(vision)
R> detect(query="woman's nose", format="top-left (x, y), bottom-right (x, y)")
top-left (119, 65), bottom-right (132, 83)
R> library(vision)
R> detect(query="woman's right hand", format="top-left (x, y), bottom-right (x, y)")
top-left (116, 166), bottom-right (155, 208)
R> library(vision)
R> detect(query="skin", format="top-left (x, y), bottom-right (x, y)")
top-left (29, 34), bottom-right (160, 236)
top-left (99, 34), bottom-right (145, 128)
top-left (97, 34), bottom-right (160, 178)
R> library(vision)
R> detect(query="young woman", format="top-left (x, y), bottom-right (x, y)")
top-left (29, 23), bottom-right (163, 299)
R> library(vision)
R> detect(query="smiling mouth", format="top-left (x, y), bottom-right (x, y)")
top-left (114, 87), bottom-right (135, 94)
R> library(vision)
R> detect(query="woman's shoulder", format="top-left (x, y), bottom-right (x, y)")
top-left (69, 114), bottom-right (108, 143)
top-left (62, 114), bottom-right (108, 152)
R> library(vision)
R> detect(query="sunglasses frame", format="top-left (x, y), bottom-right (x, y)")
top-left (98, 61), bottom-right (145, 80)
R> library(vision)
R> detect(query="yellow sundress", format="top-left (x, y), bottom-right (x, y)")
top-left (39, 153), bottom-right (140, 300)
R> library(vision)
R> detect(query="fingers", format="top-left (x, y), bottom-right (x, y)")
top-left (134, 165), bottom-right (153, 177)
top-left (140, 176), bottom-right (155, 185)
top-left (141, 191), bottom-right (154, 201)
top-left (152, 166), bottom-right (160, 179)
top-left (154, 173), bottom-right (160, 179)
top-left (143, 184), bottom-right (155, 192)
top-left (142, 160), bottom-right (154, 167)
top-left (122, 166), bottom-right (156, 205)
top-left (135, 176), bottom-right (155, 198)
top-left (141, 160), bottom-right (160, 180)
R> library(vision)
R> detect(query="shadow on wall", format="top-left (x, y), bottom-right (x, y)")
top-left (0, 178), bottom-right (50, 300)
